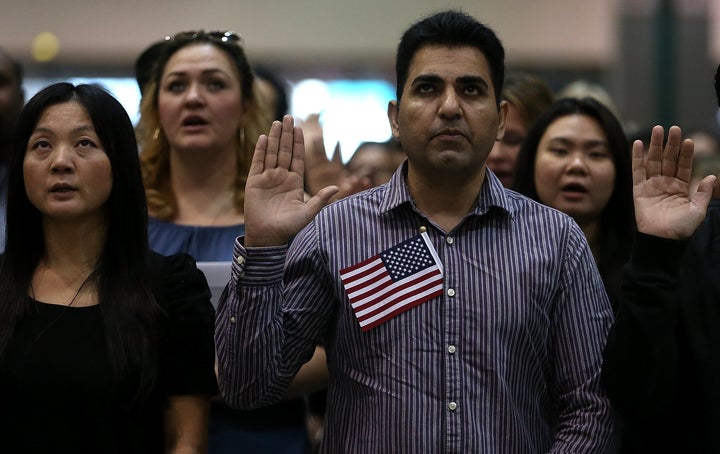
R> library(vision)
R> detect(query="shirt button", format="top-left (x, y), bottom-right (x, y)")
top-left (448, 401), bottom-right (458, 411)
top-left (230, 316), bottom-right (237, 324)
top-left (446, 237), bottom-right (454, 245)
top-left (448, 345), bottom-right (456, 354)
top-left (235, 255), bottom-right (246, 265)
top-left (238, 271), bottom-right (245, 278)
top-left (447, 288), bottom-right (456, 297)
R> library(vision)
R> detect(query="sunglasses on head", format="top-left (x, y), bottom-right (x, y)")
top-left (164, 30), bottom-right (243, 46)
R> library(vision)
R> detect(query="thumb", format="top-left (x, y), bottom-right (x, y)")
top-left (692, 175), bottom-right (720, 201)
top-left (305, 185), bottom-right (340, 217)
top-left (692, 174), bottom-right (715, 208)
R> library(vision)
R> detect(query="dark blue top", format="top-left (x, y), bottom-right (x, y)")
top-left (146, 216), bottom-right (308, 452)
top-left (147, 217), bottom-right (244, 261)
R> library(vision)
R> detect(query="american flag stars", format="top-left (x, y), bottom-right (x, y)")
top-left (381, 237), bottom-right (435, 281)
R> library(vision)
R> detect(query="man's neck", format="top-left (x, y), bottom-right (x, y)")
top-left (406, 166), bottom-right (486, 233)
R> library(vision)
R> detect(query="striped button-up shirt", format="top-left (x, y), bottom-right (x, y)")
top-left (216, 165), bottom-right (615, 453)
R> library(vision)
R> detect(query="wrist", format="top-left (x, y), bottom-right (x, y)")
top-left (244, 231), bottom-right (288, 248)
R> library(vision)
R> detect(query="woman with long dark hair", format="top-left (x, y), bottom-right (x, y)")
top-left (0, 82), bottom-right (217, 452)
top-left (513, 97), bottom-right (634, 307)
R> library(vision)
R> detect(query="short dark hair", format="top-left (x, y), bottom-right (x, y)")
top-left (0, 47), bottom-right (25, 157)
top-left (0, 47), bottom-right (23, 91)
top-left (134, 40), bottom-right (167, 95)
top-left (502, 72), bottom-right (554, 128)
top-left (1, 83), bottom-right (160, 401)
top-left (512, 97), bottom-right (634, 306)
top-left (395, 10), bottom-right (505, 105)
top-left (254, 66), bottom-right (289, 122)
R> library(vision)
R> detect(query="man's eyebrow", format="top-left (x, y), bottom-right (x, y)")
top-left (456, 75), bottom-right (489, 89)
top-left (411, 74), bottom-right (489, 90)
top-left (411, 74), bottom-right (444, 85)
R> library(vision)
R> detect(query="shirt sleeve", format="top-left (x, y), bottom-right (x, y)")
top-left (156, 253), bottom-right (219, 396)
top-left (549, 224), bottom-right (616, 453)
top-left (215, 222), bottom-right (336, 410)
top-left (601, 232), bottom-right (686, 421)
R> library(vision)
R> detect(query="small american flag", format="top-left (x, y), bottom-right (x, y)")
top-left (339, 232), bottom-right (444, 331)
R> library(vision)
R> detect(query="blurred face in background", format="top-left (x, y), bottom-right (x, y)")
top-left (0, 54), bottom-right (23, 143)
top-left (533, 114), bottom-right (615, 226)
top-left (346, 144), bottom-right (403, 187)
top-left (486, 102), bottom-right (525, 187)
top-left (157, 43), bottom-right (245, 155)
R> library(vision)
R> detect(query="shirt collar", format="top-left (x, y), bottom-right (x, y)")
top-left (379, 160), bottom-right (514, 218)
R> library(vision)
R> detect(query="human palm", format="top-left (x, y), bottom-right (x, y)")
top-left (244, 116), bottom-right (338, 247)
top-left (632, 125), bottom-right (716, 239)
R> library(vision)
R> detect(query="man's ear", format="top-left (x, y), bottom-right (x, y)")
top-left (388, 100), bottom-right (400, 142)
top-left (496, 100), bottom-right (508, 141)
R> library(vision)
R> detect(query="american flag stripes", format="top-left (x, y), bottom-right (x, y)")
top-left (339, 232), bottom-right (444, 331)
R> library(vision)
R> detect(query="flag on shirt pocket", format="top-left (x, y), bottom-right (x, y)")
top-left (339, 231), bottom-right (444, 331)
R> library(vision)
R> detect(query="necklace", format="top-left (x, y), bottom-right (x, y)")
top-left (30, 275), bottom-right (90, 307)
top-left (25, 273), bottom-right (93, 353)
top-left (30, 265), bottom-right (93, 307)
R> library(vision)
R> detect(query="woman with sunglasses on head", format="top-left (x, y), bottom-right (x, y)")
top-left (137, 30), bottom-right (324, 453)
top-left (0, 83), bottom-right (217, 453)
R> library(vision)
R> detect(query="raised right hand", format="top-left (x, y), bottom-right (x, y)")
top-left (632, 125), bottom-right (717, 239)
top-left (244, 115), bottom-right (339, 247)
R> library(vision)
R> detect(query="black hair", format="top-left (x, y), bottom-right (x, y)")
top-left (254, 66), bottom-right (289, 121)
top-left (0, 47), bottom-right (23, 92)
top-left (715, 63), bottom-right (720, 108)
top-left (395, 10), bottom-right (504, 105)
top-left (0, 47), bottom-right (25, 161)
top-left (135, 40), bottom-right (167, 96)
top-left (513, 97), bottom-right (634, 307)
top-left (0, 82), bottom-right (160, 402)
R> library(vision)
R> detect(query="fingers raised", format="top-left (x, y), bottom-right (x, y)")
top-left (276, 115), bottom-right (296, 170)
top-left (264, 120), bottom-right (283, 169)
top-left (289, 126), bottom-right (305, 175)
top-left (632, 139), bottom-right (646, 188)
top-left (675, 138), bottom-right (695, 184)
top-left (645, 125), bottom-right (664, 178)
top-left (660, 126), bottom-right (682, 177)
top-left (248, 134), bottom-right (268, 178)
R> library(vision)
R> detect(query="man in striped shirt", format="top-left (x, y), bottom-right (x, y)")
top-left (216, 10), bottom-right (615, 453)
